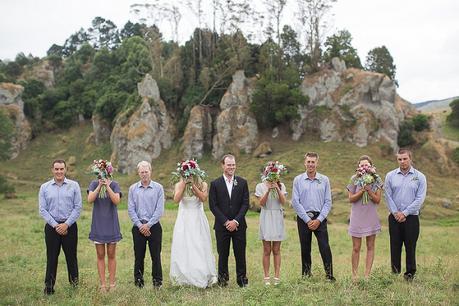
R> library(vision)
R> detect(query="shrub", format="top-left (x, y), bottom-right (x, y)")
top-left (412, 114), bottom-right (430, 131)
top-left (0, 175), bottom-right (15, 197)
top-left (0, 109), bottom-right (15, 160)
top-left (397, 121), bottom-right (415, 147)
top-left (447, 98), bottom-right (459, 127)
top-left (452, 148), bottom-right (459, 165)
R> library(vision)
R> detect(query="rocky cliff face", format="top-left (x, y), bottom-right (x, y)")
top-left (110, 74), bottom-right (175, 174)
top-left (182, 105), bottom-right (214, 159)
top-left (211, 70), bottom-right (259, 159)
top-left (291, 58), bottom-right (416, 151)
top-left (0, 83), bottom-right (32, 158)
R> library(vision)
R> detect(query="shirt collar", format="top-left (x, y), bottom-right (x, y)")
top-left (137, 180), bottom-right (154, 188)
top-left (396, 167), bottom-right (415, 175)
top-left (223, 175), bottom-right (234, 183)
top-left (52, 177), bottom-right (68, 185)
top-left (304, 172), bottom-right (320, 181)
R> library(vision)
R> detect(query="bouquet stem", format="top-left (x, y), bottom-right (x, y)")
top-left (362, 190), bottom-right (369, 204)
top-left (99, 186), bottom-right (107, 198)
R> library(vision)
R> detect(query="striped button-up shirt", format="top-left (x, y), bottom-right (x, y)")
top-left (292, 172), bottom-right (332, 223)
top-left (128, 180), bottom-right (165, 228)
top-left (384, 167), bottom-right (427, 216)
top-left (38, 178), bottom-right (82, 227)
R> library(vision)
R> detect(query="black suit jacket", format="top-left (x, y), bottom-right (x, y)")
top-left (209, 175), bottom-right (250, 231)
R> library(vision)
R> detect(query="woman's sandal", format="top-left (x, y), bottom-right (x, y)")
top-left (273, 277), bottom-right (280, 285)
top-left (264, 276), bottom-right (271, 285)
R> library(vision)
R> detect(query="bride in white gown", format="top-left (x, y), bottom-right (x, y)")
top-left (170, 179), bottom-right (217, 288)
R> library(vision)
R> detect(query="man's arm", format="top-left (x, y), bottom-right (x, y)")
top-left (147, 185), bottom-right (165, 227)
top-left (209, 181), bottom-right (229, 226)
top-left (38, 184), bottom-right (58, 227)
top-left (65, 182), bottom-right (82, 227)
top-left (127, 185), bottom-right (142, 228)
top-left (317, 177), bottom-right (332, 222)
top-left (234, 178), bottom-right (250, 224)
top-left (384, 172), bottom-right (398, 214)
top-left (402, 173), bottom-right (427, 216)
top-left (291, 177), bottom-right (311, 223)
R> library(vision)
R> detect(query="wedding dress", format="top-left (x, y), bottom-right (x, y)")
top-left (170, 195), bottom-right (217, 288)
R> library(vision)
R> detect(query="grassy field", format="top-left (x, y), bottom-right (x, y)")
top-left (1, 123), bottom-right (459, 305)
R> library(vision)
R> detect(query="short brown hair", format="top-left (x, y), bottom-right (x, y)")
top-left (52, 159), bottom-right (66, 168)
top-left (304, 152), bottom-right (319, 160)
top-left (221, 153), bottom-right (236, 164)
top-left (397, 148), bottom-right (412, 159)
top-left (358, 155), bottom-right (373, 166)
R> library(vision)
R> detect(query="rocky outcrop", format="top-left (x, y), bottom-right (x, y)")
top-left (291, 58), bottom-right (416, 151)
top-left (0, 83), bottom-right (32, 159)
top-left (182, 105), bottom-right (213, 159)
top-left (92, 114), bottom-right (111, 145)
top-left (20, 59), bottom-right (56, 88)
top-left (110, 74), bottom-right (175, 174)
top-left (212, 70), bottom-right (259, 159)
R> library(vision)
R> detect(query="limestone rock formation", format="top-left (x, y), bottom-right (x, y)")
top-left (212, 70), bottom-right (258, 159)
top-left (0, 83), bottom-right (32, 159)
top-left (182, 105), bottom-right (213, 159)
top-left (92, 114), bottom-right (111, 145)
top-left (110, 74), bottom-right (175, 174)
top-left (291, 58), bottom-right (416, 151)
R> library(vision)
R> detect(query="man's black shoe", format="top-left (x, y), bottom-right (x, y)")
top-left (404, 273), bottom-right (414, 281)
top-left (326, 275), bottom-right (336, 282)
top-left (135, 279), bottom-right (145, 288)
top-left (43, 287), bottom-right (55, 295)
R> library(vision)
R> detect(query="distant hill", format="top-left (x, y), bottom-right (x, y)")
top-left (415, 96), bottom-right (459, 112)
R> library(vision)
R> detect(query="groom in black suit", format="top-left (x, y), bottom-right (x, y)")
top-left (209, 154), bottom-right (250, 287)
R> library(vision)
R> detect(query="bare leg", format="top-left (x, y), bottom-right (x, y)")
top-left (272, 241), bottom-right (281, 279)
top-left (262, 240), bottom-right (272, 278)
top-left (107, 243), bottom-right (117, 288)
top-left (95, 244), bottom-right (106, 289)
top-left (364, 235), bottom-right (376, 278)
top-left (351, 237), bottom-right (362, 281)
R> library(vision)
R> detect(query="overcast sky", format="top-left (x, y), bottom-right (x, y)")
top-left (1, 0), bottom-right (458, 103)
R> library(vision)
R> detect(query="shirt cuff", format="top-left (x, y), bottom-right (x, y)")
top-left (402, 210), bottom-right (409, 217)
top-left (233, 219), bottom-right (239, 226)
top-left (317, 215), bottom-right (325, 222)
top-left (135, 221), bottom-right (142, 228)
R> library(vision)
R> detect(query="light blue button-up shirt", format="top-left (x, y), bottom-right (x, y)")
top-left (128, 180), bottom-right (164, 228)
top-left (292, 172), bottom-right (332, 223)
top-left (38, 178), bottom-right (82, 227)
top-left (384, 167), bottom-right (427, 216)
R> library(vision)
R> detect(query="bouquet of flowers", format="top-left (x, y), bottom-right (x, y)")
top-left (91, 159), bottom-right (114, 198)
top-left (351, 164), bottom-right (383, 204)
top-left (261, 161), bottom-right (288, 198)
top-left (171, 159), bottom-right (207, 196)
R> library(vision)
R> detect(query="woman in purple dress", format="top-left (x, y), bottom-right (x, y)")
top-left (347, 155), bottom-right (382, 280)
top-left (88, 178), bottom-right (122, 292)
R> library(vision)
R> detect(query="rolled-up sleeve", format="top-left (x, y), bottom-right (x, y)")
top-left (317, 177), bottom-right (332, 222)
top-left (38, 184), bottom-right (58, 227)
top-left (292, 177), bottom-right (311, 223)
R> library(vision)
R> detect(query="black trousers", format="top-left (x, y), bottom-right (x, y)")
top-left (297, 216), bottom-right (333, 277)
top-left (215, 228), bottom-right (248, 286)
top-left (132, 223), bottom-right (162, 286)
top-left (388, 214), bottom-right (420, 275)
top-left (44, 223), bottom-right (79, 289)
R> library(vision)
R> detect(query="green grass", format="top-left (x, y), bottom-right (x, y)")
top-left (1, 122), bottom-right (459, 305)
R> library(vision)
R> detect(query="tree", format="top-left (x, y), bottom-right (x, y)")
top-left (365, 45), bottom-right (397, 85)
top-left (47, 44), bottom-right (64, 57)
top-left (447, 98), bottom-right (459, 127)
top-left (0, 109), bottom-right (15, 160)
top-left (88, 17), bottom-right (120, 50)
top-left (323, 29), bottom-right (362, 68)
top-left (0, 175), bottom-right (15, 198)
top-left (296, 0), bottom-right (337, 72)
top-left (263, 0), bottom-right (287, 46)
top-left (62, 28), bottom-right (90, 56)
top-left (120, 21), bottom-right (144, 40)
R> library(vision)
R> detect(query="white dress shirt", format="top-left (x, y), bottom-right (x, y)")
top-left (224, 175), bottom-right (234, 199)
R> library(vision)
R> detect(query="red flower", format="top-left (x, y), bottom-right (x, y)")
top-left (182, 164), bottom-right (189, 171)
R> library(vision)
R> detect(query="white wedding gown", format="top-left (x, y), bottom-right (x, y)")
top-left (170, 195), bottom-right (217, 288)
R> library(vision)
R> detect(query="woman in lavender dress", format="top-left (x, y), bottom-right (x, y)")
top-left (347, 155), bottom-right (382, 280)
top-left (88, 178), bottom-right (122, 292)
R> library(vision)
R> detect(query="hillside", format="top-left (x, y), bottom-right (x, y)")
top-left (1, 121), bottom-right (458, 224)
top-left (415, 96), bottom-right (459, 112)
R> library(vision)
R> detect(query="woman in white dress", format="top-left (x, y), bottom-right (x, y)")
top-left (255, 180), bottom-right (287, 285)
top-left (170, 178), bottom-right (217, 288)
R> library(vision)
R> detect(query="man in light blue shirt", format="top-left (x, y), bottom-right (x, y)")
top-left (128, 160), bottom-right (164, 288)
top-left (385, 148), bottom-right (426, 281)
top-left (292, 152), bottom-right (334, 281)
top-left (38, 159), bottom-right (82, 295)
